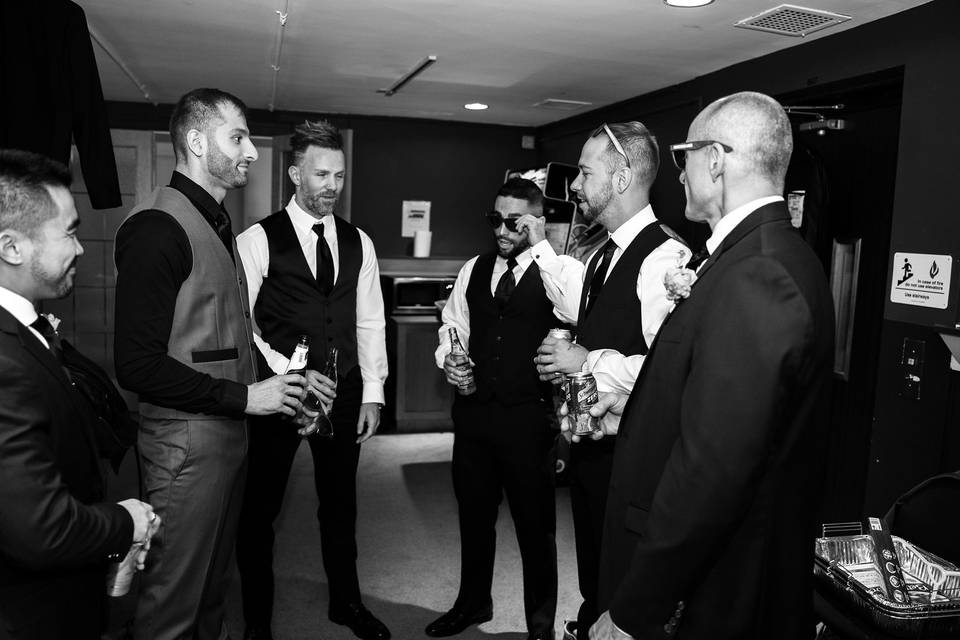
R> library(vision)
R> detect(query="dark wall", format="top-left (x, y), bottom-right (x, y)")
top-left (106, 103), bottom-right (536, 258)
top-left (537, 0), bottom-right (960, 516)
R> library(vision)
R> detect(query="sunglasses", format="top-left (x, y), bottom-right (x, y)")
top-left (668, 140), bottom-right (734, 171)
top-left (486, 211), bottom-right (519, 232)
top-left (590, 123), bottom-right (631, 170)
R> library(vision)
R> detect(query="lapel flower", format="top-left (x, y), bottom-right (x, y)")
top-left (663, 249), bottom-right (697, 302)
top-left (44, 313), bottom-right (61, 332)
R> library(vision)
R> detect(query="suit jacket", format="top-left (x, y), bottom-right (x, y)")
top-left (0, 1), bottom-right (121, 209)
top-left (0, 307), bottom-right (132, 639)
top-left (598, 202), bottom-right (834, 639)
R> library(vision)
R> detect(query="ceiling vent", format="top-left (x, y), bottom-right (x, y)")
top-left (533, 98), bottom-right (593, 111)
top-left (734, 4), bottom-right (851, 37)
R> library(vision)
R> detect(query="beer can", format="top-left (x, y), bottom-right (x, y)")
top-left (566, 372), bottom-right (600, 437)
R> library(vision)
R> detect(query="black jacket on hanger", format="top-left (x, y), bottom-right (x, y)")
top-left (0, 0), bottom-right (121, 209)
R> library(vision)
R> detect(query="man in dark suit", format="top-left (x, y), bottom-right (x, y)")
top-left (430, 178), bottom-right (557, 640)
top-left (0, 149), bottom-right (154, 639)
top-left (589, 92), bottom-right (834, 639)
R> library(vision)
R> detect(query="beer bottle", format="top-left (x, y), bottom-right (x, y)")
top-left (285, 336), bottom-right (322, 431)
top-left (448, 327), bottom-right (476, 395)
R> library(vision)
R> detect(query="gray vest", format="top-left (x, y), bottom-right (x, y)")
top-left (123, 186), bottom-right (258, 420)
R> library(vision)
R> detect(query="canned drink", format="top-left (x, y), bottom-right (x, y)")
top-left (566, 372), bottom-right (600, 437)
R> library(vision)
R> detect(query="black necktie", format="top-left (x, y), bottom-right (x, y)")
top-left (686, 247), bottom-right (709, 272)
top-left (584, 239), bottom-right (617, 318)
top-left (494, 257), bottom-right (518, 307)
top-left (313, 222), bottom-right (335, 295)
top-left (31, 315), bottom-right (63, 362)
top-left (214, 209), bottom-right (234, 260)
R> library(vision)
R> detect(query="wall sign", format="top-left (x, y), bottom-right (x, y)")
top-left (401, 200), bottom-right (431, 238)
top-left (889, 252), bottom-right (952, 309)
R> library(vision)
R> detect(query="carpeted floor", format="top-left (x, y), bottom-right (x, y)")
top-left (222, 432), bottom-right (580, 640)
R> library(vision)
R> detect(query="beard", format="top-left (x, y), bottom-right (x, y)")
top-left (579, 181), bottom-right (613, 224)
top-left (30, 255), bottom-right (75, 299)
top-left (207, 143), bottom-right (248, 188)
top-left (496, 234), bottom-right (530, 259)
top-left (303, 190), bottom-right (339, 217)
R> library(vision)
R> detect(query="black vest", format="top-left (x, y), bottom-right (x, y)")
top-left (576, 221), bottom-right (669, 355)
top-left (254, 210), bottom-right (362, 375)
top-left (462, 252), bottom-right (556, 406)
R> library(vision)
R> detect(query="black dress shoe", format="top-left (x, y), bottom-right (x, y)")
top-left (424, 605), bottom-right (494, 637)
top-left (527, 631), bottom-right (554, 640)
top-left (329, 602), bottom-right (391, 640)
top-left (243, 626), bottom-right (274, 640)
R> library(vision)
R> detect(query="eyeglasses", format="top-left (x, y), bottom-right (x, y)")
top-left (669, 140), bottom-right (734, 171)
top-left (590, 123), bottom-right (631, 170)
top-left (486, 211), bottom-right (519, 232)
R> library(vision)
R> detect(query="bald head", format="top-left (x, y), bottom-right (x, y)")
top-left (693, 92), bottom-right (792, 190)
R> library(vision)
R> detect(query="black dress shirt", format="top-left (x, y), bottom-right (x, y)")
top-left (114, 172), bottom-right (247, 417)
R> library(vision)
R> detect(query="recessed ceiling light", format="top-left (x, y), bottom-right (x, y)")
top-left (664, 0), bottom-right (714, 7)
top-left (464, 103), bottom-right (488, 111)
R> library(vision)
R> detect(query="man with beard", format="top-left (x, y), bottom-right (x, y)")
top-left (115, 89), bottom-right (312, 640)
top-left (0, 149), bottom-right (156, 639)
top-left (429, 178), bottom-right (556, 640)
top-left (235, 119), bottom-right (389, 640)
top-left (520, 122), bottom-right (686, 640)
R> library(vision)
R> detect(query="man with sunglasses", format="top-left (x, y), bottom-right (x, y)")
top-left (590, 93), bottom-right (833, 639)
top-left (430, 178), bottom-right (558, 640)
top-left (520, 121), bottom-right (686, 640)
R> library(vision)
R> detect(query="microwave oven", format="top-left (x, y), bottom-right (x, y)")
top-left (383, 276), bottom-right (456, 314)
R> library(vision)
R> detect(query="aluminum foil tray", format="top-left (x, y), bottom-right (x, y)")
top-left (815, 534), bottom-right (960, 637)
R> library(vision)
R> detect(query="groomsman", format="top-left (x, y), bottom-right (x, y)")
top-left (431, 178), bottom-right (557, 640)
top-left (519, 122), bottom-right (686, 639)
top-left (236, 119), bottom-right (390, 640)
top-left (591, 92), bottom-right (834, 639)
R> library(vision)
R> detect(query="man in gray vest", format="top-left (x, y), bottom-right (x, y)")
top-left (235, 119), bottom-right (389, 640)
top-left (114, 88), bottom-right (316, 640)
top-left (520, 122), bottom-right (688, 640)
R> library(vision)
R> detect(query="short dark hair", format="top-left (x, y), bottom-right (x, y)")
top-left (0, 149), bottom-right (72, 238)
top-left (496, 177), bottom-right (544, 210)
top-left (590, 121), bottom-right (660, 187)
top-left (169, 88), bottom-right (248, 161)
top-left (290, 120), bottom-right (343, 166)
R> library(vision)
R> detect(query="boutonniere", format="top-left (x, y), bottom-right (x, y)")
top-left (663, 249), bottom-right (697, 302)
top-left (44, 313), bottom-right (61, 332)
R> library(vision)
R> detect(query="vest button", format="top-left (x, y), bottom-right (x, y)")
top-left (328, 337), bottom-right (333, 342)
top-left (244, 311), bottom-right (250, 318)
top-left (327, 318), bottom-right (333, 324)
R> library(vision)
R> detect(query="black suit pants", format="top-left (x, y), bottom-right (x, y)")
top-left (236, 369), bottom-right (364, 628)
top-left (451, 396), bottom-right (557, 635)
top-left (568, 437), bottom-right (615, 631)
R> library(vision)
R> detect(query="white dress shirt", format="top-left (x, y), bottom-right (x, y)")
top-left (531, 205), bottom-right (688, 394)
top-left (705, 195), bottom-right (785, 255)
top-left (0, 285), bottom-right (47, 348)
top-left (435, 248), bottom-right (533, 367)
top-left (236, 196), bottom-right (388, 405)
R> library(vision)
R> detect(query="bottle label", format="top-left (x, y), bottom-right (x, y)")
top-left (286, 346), bottom-right (309, 374)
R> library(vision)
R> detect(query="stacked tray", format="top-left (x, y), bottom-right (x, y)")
top-left (815, 534), bottom-right (960, 637)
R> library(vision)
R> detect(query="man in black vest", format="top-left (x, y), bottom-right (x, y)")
top-left (521, 122), bottom-right (688, 640)
top-left (428, 178), bottom-right (557, 640)
top-left (235, 120), bottom-right (390, 640)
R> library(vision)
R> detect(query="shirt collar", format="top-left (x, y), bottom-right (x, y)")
top-left (498, 247), bottom-right (533, 271)
top-left (0, 285), bottom-right (39, 327)
top-left (170, 171), bottom-right (229, 230)
top-left (285, 196), bottom-right (335, 239)
top-left (705, 195), bottom-right (784, 255)
top-left (609, 204), bottom-right (656, 250)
